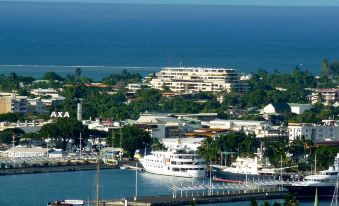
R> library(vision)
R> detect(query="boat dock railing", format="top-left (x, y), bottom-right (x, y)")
top-left (167, 179), bottom-right (290, 198)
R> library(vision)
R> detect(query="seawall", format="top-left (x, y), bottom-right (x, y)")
top-left (0, 164), bottom-right (118, 175)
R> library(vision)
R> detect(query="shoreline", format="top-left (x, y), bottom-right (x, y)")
top-left (0, 163), bottom-right (118, 176)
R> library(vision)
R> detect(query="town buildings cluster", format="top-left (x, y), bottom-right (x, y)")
top-left (0, 89), bottom-right (64, 115)
top-left (1, 67), bottom-right (339, 161)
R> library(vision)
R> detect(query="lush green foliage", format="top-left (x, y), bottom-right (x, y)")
top-left (151, 137), bottom-right (167, 151)
top-left (0, 72), bottom-right (35, 91)
top-left (289, 104), bottom-right (339, 123)
top-left (42, 71), bottom-right (64, 81)
top-left (0, 128), bottom-right (25, 145)
top-left (223, 68), bottom-right (316, 109)
top-left (39, 118), bottom-right (89, 150)
top-left (102, 69), bottom-right (142, 86)
top-left (198, 132), bottom-right (257, 164)
top-left (112, 125), bottom-right (152, 158)
top-left (0, 113), bottom-right (24, 122)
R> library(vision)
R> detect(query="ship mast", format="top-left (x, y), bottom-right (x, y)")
top-left (314, 153), bottom-right (317, 174)
top-left (96, 162), bottom-right (100, 206)
top-left (331, 180), bottom-right (339, 206)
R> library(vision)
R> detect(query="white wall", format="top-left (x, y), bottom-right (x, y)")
top-left (263, 104), bottom-right (276, 114)
top-left (6, 152), bottom-right (46, 158)
top-left (288, 125), bottom-right (339, 142)
top-left (151, 125), bottom-right (166, 139)
top-left (290, 105), bottom-right (313, 115)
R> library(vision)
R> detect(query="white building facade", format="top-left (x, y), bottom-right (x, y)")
top-left (288, 120), bottom-right (339, 142)
top-left (0, 94), bottom-right (28, 114)
top-left (288, 103), bottom-right (313, 115)
top-left (209, 119), bottom-right (267, 130)
top-left (311, 88), bottom-right (339, 105)
top-left (209, 119), bottom-right (287, 139)
top-left (4, 147), bottom-right (50, 158)
top-left (150, 67), bottom-right (246, 93)
top-left (135, 113), bottom-right (187, 139)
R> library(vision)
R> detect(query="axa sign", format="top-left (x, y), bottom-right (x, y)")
top-left (50, 111), bottom-right (70, 118)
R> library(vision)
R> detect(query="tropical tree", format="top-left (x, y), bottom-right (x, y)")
top-left (39, 118), bottom-right (89, 150)
top-left (42, 71), bottom-right (64, 81)
top-left (113, 125), bottom-right (152, 158)
top-left (198, 137), bottom-right (219, 164)
top-left (151, 138), bottom-right (167, 151)
top-left (0, 128), bottom-right (25, 145)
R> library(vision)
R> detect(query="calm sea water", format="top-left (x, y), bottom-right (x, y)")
top-left (0, 169), bottom-right (330, 206)
top-left (0, 2), bottom-right (339, 80)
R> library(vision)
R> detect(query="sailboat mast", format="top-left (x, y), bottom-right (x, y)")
top-left (112, 129), bottom-right (115, 161)
top-left (280, 155), bottom-right (282, 180)
top-left (315, 153), bottom-right (317, 174)
top-left (331, 180), bottom-right (339, 206)
top-left (96, 163), bottom-right (100, 206)
top-left (120, 127), bottom-right (123, 161)
top-left (79, 132), bottom-right (82, 158)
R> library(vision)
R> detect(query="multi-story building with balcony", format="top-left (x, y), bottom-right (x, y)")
top-left (311, 88), bottom-right (339, 105)
top-left (0, 94), bottom-right (28, 114)
top-left (149, 67), bottom-right (246, 93)
top-left (288, 120), bottom-right (339, 143)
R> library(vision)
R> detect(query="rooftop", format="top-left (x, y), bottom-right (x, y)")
top-left (5, 147), bottom-right (50, 153)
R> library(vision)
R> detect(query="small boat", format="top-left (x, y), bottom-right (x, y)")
top-left (119, 166), bottom-right (127, 170)
top-left (47, 200), bottom-right (84, 206)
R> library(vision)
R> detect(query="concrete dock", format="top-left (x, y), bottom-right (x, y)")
top-left (99, 188), bottom-right (287, 206)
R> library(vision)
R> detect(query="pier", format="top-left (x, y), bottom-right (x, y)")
top-left (101, 191), bottom-right (287, 206)
top-left (80, 180), bottom-right (290, 206)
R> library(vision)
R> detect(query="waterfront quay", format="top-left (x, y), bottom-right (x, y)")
top-left (0, 154), bottom-right (120, 175)
top-left (104, 191), bottom-right (287, 206)
top-left (80, 180), bottom-right (289, 206)
top-left (0, 163), bottom-right (117, 175)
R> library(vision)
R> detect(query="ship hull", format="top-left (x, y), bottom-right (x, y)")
top-left (285, 185), bottom-right (335, 198)
top-left (212, 166), bottom-right (277, 183)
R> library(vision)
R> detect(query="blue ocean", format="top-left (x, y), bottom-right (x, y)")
top-left (0, 2), bottom-right (339, 79)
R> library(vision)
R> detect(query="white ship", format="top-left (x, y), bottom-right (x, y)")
top-left (285, 153), bottom-right (339, 198)
top-left (139, 147), bottom-right (207, 178)
top-left (212, 156), bottom-right (277, 183)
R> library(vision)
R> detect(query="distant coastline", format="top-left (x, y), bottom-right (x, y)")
top-left (0, 65), bottom-right (161, 80)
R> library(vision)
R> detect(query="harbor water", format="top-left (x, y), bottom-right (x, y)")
top-left (0, 169), bottom-right (331, 206)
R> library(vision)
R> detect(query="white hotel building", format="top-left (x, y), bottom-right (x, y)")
top-left (150, 67), bottom-right (246, 93)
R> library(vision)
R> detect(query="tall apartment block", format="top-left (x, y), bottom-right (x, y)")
top-left (149, 67), bottom-right (247, 93)
top-left (0, 94), bottom-right (28, 114)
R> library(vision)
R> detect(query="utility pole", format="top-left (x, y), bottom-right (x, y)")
top-left (134, 162), bottom-right (138, 201)
top-left (112, 129), bottom-right (115, 161)
top-left (120, 126), bottom-right (123, 161)
top-left (96, 163), bottom-right (100, 206)
top-left (209, 144), bottom-right (212, 196)
top-left (315, 153), bottom-right (317, 174)
top-left (280, 155), bottom-right (283, 181)
top-left (46, 134), bottom-right (49, 159)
